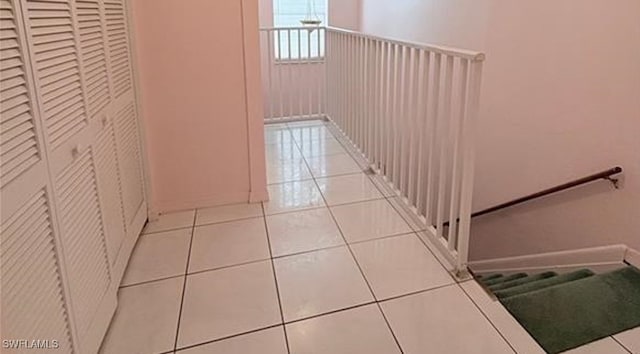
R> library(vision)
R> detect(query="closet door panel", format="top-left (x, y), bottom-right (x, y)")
top-left (1, 1), bottom-right (74, 352)
top-left (94, 120), bottom-right (126, 265)
top-left (104, 0), bottom-right (130, 99)
top-left (0, 0), bottom-right (40, 188)
top-left (24, 0), bottom-right (89, 150)
top-left (1, 189), bottom-right (74, 354)
top-left (112, 100), bottom-right (143, 225)
top-left (54, 148), bottom-right (112, 337)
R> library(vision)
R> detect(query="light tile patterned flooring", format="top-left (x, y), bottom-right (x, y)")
top-left (101, 120), bottom-right (639, 354)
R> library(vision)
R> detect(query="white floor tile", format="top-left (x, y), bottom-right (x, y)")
top-left (264, 128), bottom-right (294, 145)
top-left (331, 199), bottom-right (412, 243)
top-left (305, 153), bottom-right (362, 178)
top-left (143, 210), bottom-right (195, 234)
top-left (380, 285), bottom-right (513, 354)
top-left (266, 208), bottom-right (344, 257)
top-left (264, 180), bottom-right (325, 215)
top-left (614, 326), bottom-right (640, 353)
top-left (101, 277), bottom-right (183, 354)
top-left (189, 218), bottom-right (270, 273)
top-left (286, 304), bottom-right (401, 354)
top-left (177, 261), bottom-right (281, 348)
top-left (274, 247), bottom-right (373, 322)
top-left (265, 142), bottom-right (303, 163)
top-left (196, 203), bottom-right (263, 226)
top-left (351, 234), bottom-right (454, 300)
top-left (562, 337), bottom-right (630, 354)
top-left (316, 173), bottom-right (383, 206)
top-left (177, 326), bottom-right (288, 354)
top-left (289, 126), bottom-right (333, 143)
top-left (459, 280), bottom-right (545, 354)
top-left (297, 137), bottom-right (346, 158)
top-left (121, 229), bottom-right (191, 286)
top-left (267, 159), bottom-right (313, 184)
top-left (287, 120), bottom-right (326, 128)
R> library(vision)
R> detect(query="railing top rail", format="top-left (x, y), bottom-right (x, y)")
top-left (259, 26), bottom-right (485, 61)
top-left (260, 26), bottom-right (324, 31)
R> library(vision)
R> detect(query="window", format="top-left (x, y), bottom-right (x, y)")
top-left (273, 0), bottom-right (327, 60)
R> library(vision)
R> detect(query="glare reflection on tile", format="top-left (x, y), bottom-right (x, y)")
top-left (305, 153), bottom-right (362, 178)
top-left (298, 137), bottom-right (346, 158)
top-left (331, 199), bottom-right (413, 243)
top-left (316, 173), bottom-right (383, 206)
top-left (266, 208), bottom-right (344, 257)
top-left (265, 141), bottom-right (302, 163)
top-left (264, 180), bottom-right (325, 215)
top-left (267, 159), bottom-right (313, 184)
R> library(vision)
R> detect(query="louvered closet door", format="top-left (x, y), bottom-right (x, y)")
top-left (0, 0), bottom-right (73, 352)
top-left (19, 0), bottom-right (120, 352)
top-left (105, 0), bottom-right (144, 228)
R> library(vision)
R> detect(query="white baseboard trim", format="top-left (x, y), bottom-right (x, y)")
top-left (625, 247), bottom-right (640, 268)
top-left (469, 244), bottom-right (628, 274)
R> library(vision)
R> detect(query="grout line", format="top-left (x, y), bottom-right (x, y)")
top-left (141, 225), bottom-right (194, 236)
top-left (284, 300), bottom-right (377, 325)
top-left (119, 274), bottom-right (185, 289)
top-left (611, 336), bottom-right (633, 354)
top-left (260, 202), bottom-right (291, 354)
top-left (174, 323), bottom-right (284, 352)
top-left (187, 258), bottom-right (273, 276)
top-left (172, 210), bottom-right (198, 351)
top-left (193, 214), bottom-right (265, 229)
top-left (293, 133), bottom-right (405, 354)
top-left (458, 282), bottom-right (518, 354)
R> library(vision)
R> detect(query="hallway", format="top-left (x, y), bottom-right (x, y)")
top-left (99, 120), bottom-right (637, 354)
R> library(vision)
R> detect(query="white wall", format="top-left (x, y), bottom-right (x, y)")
top-left (360, 0), bottom-right (640, 259)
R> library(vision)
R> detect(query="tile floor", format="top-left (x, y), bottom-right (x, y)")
top-left (101, 120), bottom-right (638, 354)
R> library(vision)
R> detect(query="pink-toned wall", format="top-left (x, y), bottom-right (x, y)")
top-left (360, 0), bottom-right (640, 258)
top-left (131, 0), bottom-right (267, 213)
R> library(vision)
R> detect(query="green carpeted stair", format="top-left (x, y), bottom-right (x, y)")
top-left (477, 266), bottom-right (640, 354)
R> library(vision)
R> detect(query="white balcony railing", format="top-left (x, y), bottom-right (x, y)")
top-left (260, 26), bottom-right (485, 274)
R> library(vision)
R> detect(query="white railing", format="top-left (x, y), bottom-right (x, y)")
top-left (259, 27), bottom-right (327, 122)
top-left (260, 26), bottom-right (485, 274)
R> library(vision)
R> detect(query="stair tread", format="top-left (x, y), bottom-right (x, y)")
top-left (494, 269), bottom-right (595, 299)
top-left (488, 271), bottom-right (557, 292)
top-left (481, 272), bottom-right (527, 286)
top-left (500, 266), bottom-right (640, 354)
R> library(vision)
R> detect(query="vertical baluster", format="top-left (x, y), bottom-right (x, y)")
top-left (266, 30), bottom-right (273, 120)
top-left (317, 28), bottom-right (322, 118)
top-left (456, 58), bottom-right (483, 271)
top-left (287, 29), bottom-right (293, 118)
top-left (435, 55), bottom-right (454, 240)
top-left (277, 30), bottom-right (284, 119)
top-left (416, 51), bottom-right (431, 217)
top-left (384, 41), bottom-right (393, 177)
top-left (406, 47), bottom-right (419, 205)
top-left (447, 58), bottom-right (469, 251)
top-left (296, 29), bottom-right (301, 118)
top-left (391, 44), bottom-right (401, 189)
top-left (425, 53), bottom-right (442, 224)
top-left (400, 46), bottom-right (414, 198)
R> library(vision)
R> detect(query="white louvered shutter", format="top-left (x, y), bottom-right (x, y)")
top-left (1, 0), bottom-right (40, 187)
top-left (54, 149), bottom-right (112, 341)
top-left (3, 0), bottom-right (147, 351)
top-left (0, 1), bottom-right (74, 352)
top-left (113, 102), bottom-right (143, 224)
top-left (1, 190), bottom-right (74, 353)
top-left (104, 0), bottom-right (130, 98)
top-left (24, 0), bottom-right (89, 149)
top-left (94, 119), bottom-right (126, 265)
top-left (76, 0), bottom-right (109, 117)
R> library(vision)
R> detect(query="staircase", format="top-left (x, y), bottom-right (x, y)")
top-left (477, 266), bottom-right (640, 353)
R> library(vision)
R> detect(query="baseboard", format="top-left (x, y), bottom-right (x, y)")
top-left (469, 244), bottom-right (628, 274)
top-left (264, 114), bottom-right (327, 125)
top-left (153, 190), bottom-right (252, 214)
top-left (625, 247), bottom-right (640, 268)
